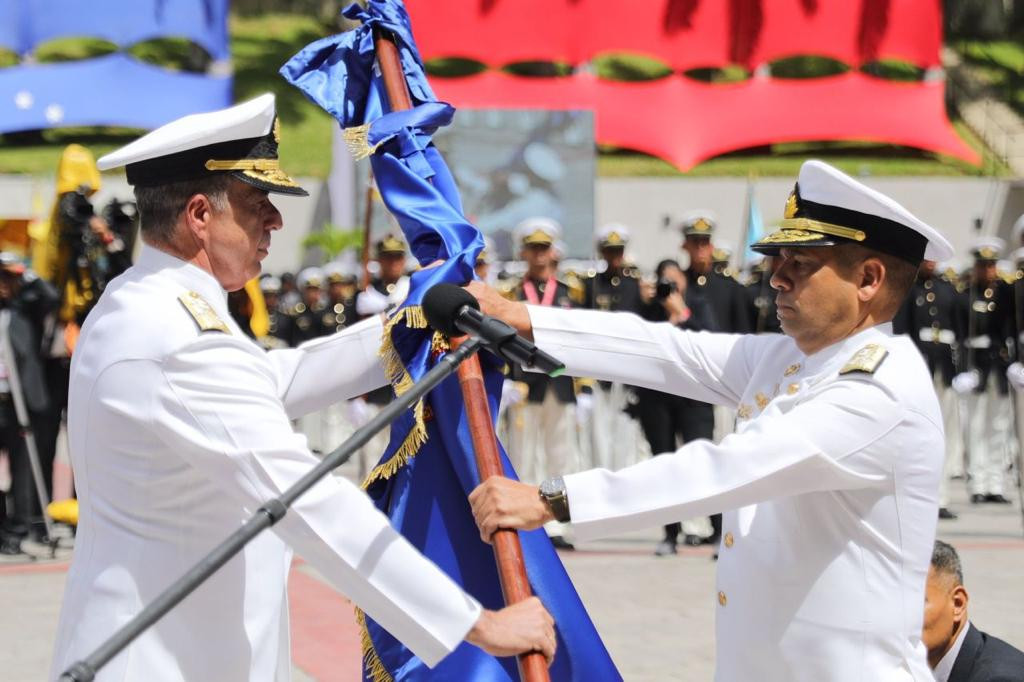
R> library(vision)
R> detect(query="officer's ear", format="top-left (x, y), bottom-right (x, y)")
top-left (182, 193), bottom-right (218, 243)
top-left (856, 257), bottom-right (885, 304)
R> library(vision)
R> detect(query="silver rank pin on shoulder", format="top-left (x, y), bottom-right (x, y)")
top-left (839, 343), bottom-right (888, 376)
top-left (178, 291), bottom-right (229, 333)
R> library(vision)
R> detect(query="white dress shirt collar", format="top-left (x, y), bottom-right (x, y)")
top-left (933, 621), bottom-right (971, 682)
top-left (135, 242), bottom-right (227, 306)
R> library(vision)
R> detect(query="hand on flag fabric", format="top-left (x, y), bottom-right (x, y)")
top-left (469, 477), bottom-right (555, 543)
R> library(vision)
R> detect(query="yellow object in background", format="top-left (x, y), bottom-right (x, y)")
top-left (48, 498), bottom-right (79, 526)
top-left (245, 277), bottom-right (269, 337)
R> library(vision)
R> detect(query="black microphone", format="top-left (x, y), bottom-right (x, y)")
top-left (422, 283), bottom-right (566, 377)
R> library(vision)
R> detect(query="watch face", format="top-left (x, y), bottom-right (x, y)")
top-left (540, 476), bottom-right (563, 497)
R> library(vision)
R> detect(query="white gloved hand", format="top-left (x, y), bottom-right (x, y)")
top-left (952, 370), bottom-right (980, 395)
top-left (355, 287), bottom-right (390, 316)
top-left (575, 392), bottom-right (593, 426)
top-left (345, 397), bottom-right (371, 427)
top-left (1007, 363), bottom-right (1024, 392)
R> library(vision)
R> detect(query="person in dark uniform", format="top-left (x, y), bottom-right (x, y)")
top-left (677, 211), bottom-right (753, 547)
top-left (288, 267), bottom-right (329, 346)
top-left (259, 275), bottom-right (292, 347)
top-left (637, 259), bottom-right (718, 555)
top-left (922, 540), bottom-right (1024, 681)
top-left (581, 224), bottom-right (646, 472)
top-left (893, 259), bottom-right (964, 519)
top-left (322, 262), bottom-right (355, 335)
top-left (955, 237), bottom-right (1014, 505)
top-left (745, 256), bottom-right (782, 334)
top-left (506, 217), bottom-right (578, 548)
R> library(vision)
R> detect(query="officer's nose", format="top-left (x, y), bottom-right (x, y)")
top-left (266, 200), bottom-right (283, 232)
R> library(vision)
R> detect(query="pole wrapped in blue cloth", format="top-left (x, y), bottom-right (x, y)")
top-left (282, 2), bottom-right (621, 681)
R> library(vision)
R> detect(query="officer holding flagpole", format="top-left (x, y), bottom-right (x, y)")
top-left (49, 94), bottom-right (554, 681)
top-left (468, 159), bottom-right (956, 681)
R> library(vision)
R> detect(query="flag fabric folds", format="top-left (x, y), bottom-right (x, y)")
top-left (281, 2), bottom-right (621, 680)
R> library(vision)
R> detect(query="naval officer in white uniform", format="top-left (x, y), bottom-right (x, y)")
top-left (468, 160), bottom-right (954, 681)
top-left (49, 94), bottom-right (554, 681)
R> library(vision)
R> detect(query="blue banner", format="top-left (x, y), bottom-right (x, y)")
top-left (282, 2), bottom-right (620, 680)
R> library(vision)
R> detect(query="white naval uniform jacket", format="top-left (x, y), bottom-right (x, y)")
top-left (528, 305), bottom-right (941, 682)
top-left (50, 246), bottom-right (481, 681)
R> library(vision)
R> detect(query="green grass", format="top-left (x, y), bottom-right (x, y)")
top-left (0, 15), bottom-right (1012, 179)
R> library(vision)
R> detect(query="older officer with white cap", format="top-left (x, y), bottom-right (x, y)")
top-left (467, 159), bottom-right (954, 681)
top-left (49, 94), bottom-right (554, 682)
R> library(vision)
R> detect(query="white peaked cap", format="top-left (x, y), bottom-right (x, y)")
top-left (98, 94), bottom-right (276, 170)
top-left (753, 160), bottom-right (953, 263)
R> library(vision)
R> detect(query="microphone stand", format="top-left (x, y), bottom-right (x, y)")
top-left (59, 335), bottom-right (485, 682)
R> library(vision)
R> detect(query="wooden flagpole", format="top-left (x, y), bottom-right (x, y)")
top-left (372, 28), bottom-right (550, 682)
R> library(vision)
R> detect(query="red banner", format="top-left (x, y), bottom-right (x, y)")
top-left (431, 71), bottom-right (978, 170)
top-left (408, 0), bottom-right (941, 70)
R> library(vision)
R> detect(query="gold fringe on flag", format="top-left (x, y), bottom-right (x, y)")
top-left (361, 306), bottom-right (431, 490)
top-left (355, 608), bottom-right (394, 682)
top-left (343, 123), bottom-right (384, 160)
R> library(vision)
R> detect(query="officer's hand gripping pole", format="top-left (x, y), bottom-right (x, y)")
top-left (59, 335), bottom-right (486, 682)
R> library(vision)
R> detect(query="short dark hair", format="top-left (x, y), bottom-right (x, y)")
top-left (833, 243), bottom-right (919, 314)
top-left (931, 540), bottom-right (964, 586)
top-left (133, 175), bottom-right (231, 244)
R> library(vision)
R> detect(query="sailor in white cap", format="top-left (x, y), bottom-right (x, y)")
top-left (579, 223), bottom-right (647, 474)
top-left (467, 159), bottom-right (955, 681)
top-left (505, 217), bottom-right (579, 548)
top-left (954, 236), bottom-right (1015, 505)
top-left (891, 255), bottom-right (964, 520)
top-left (257, 274), bottom-right (292, 346)
top-left (49, 95), bottom-right (554, 682)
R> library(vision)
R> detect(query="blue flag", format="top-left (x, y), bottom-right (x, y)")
top-left (742, 179), bottom-right (764, 269)
top-left (281, 2), bottom-right (621, 680)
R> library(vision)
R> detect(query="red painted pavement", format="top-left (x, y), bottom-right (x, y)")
top-left (288, 565), bottom-right (363, 682)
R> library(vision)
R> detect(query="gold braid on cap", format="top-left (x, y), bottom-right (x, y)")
top-left (204, 158), bottom-right (300, 187)
top-left (776, 218), bottom-right (866, 242)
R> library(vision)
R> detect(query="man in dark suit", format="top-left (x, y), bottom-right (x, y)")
top-left (922, 540), bottom-right (1024, 681)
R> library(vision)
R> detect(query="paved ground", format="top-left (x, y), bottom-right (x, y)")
top-left (4, 480), bottom-right (1022, 681)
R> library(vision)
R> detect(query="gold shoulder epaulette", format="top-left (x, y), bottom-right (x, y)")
top-left (178, 291), bottom-right (229, 333)
top-left (839, 343), bottom-right (888, 376)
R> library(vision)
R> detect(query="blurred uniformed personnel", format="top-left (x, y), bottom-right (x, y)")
top-left (745, 255), bottom-right (782, 334)
top-left (678, 211), bottom-right (753, 545)
top-left (322, 261), bottom-right (355, 335)
top-left (288, 267), bottom-right (329, 346)
top-left (580, 223), bottom-right (647, 472)
top-left (259, 275), bottom-right (292, 346)
top-left (955, 237), bottom-right (1014, 505)
top-left (506, 217), bottom-right (578, 548)
top-left (893, 260), bottom-right (964, 519)
top-left (355, 235), bottom-right (411, 479)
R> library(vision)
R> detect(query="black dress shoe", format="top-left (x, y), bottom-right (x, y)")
top-left (682, 534), bottom-right (703, 547)
top-left (704, 534), bottom-right (721, 547)
top-left (971, 494), bottom-right (986, 504)
top-left (985, 494), bottom-right (1012, 504)
top-left (938, 507), bottom-right (958, 520)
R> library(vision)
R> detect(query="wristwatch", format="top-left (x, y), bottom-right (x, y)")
top-left (538, 476), bottom-right (571, 523)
